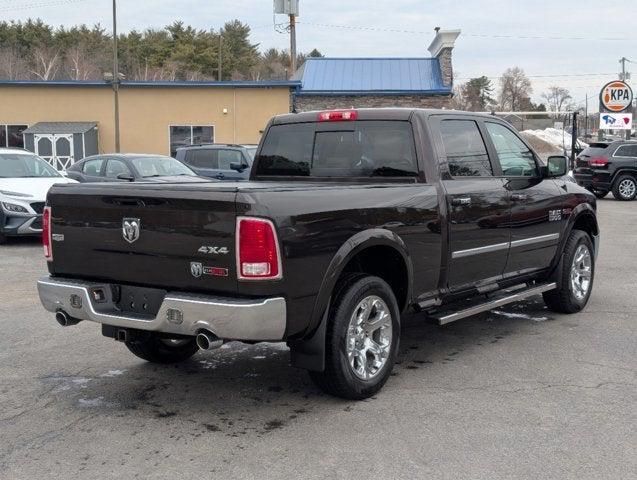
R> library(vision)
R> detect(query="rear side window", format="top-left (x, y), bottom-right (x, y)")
top-left (82, 158), bottom-right (104, 176)
top-left (255, 121), bottom-right (418, 177)
top-left (613, 145), bottom-right (637, 157)
top-left (186, 150), bottom-right (218, 169)
top-left (440, 120), bottom-right (492, 177)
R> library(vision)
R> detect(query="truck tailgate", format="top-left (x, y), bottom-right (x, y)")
top-left (47, 182), bottom-right (239, 294)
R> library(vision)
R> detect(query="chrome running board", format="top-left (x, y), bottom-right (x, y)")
top-left (432, 282), bottom-right (557, 326)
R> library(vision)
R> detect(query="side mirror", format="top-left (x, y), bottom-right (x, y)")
top-left (117, 173), bottom-right (135, 182)
top-left (230, 162), bottom-right (248, 172)
top-left (545, 155), bottom-right (568, 178)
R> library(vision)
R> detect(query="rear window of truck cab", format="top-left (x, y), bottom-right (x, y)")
top-left (254, 121), bottom-right (418, 178)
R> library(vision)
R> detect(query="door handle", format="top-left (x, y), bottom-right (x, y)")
top-left (511, 193), bottom-right (528, 201)
top-left (452, 197), bottom-right (472, 206)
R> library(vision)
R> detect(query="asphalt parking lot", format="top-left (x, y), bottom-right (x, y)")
top-left (0, 199), bottom-right (635, 480)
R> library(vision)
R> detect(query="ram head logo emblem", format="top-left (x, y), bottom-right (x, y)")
top-left (122, 218), bottom-right (141, 244)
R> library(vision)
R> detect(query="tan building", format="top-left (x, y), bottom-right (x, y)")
top-left (0, 80), bottom-right (297, 168)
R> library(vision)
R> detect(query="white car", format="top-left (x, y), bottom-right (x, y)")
top-left (0, 148), bottom-right (77, 244)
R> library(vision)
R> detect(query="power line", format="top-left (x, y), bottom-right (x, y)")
top-left (292, 21), bottom-right (630, 42)
top-left (457, 73), bottom-right (617, 80)
top-left (0, 0), bottom-right (89, 12)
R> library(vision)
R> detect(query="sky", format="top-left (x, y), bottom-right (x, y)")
top-left (3, 0), bottom-right (636, 111)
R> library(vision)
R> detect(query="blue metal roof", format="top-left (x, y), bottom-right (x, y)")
top-left (0, 79), bottom-right (300, 89)
top-left (297, 57), bottom-right (450, 96)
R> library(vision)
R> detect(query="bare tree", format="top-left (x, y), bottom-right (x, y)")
top-left (541, 86), bottom-right (572, 113)
top-left (64, 45), bottom-right (102, 80)
top-left (30, 46), bottom-right (61, 80)
top-left (0, 47), bottom-right (28, 79)
top-left (498, 67), bottom-right (533, 111)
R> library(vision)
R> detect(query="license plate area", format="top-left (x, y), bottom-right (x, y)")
top-left (112, 285), bottom-right (167, 318)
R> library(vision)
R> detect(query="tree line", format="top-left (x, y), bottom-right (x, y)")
top-left (452, 67), bottom-right (576, 114)
top-left (0, 19), bottom-right (322, 82)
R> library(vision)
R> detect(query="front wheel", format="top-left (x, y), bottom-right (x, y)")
top-left (543, 230), bottom-right (595, 313)
top-left (309, 275), bottom-right (400, 400)
top-left (612, 175), bottom-right (637, 201)
top-left (125, 334), bottom-right (199, 364)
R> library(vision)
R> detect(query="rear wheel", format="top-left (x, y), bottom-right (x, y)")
top-left (612, 175), bottom-right (637, 201)
top-left (0, 233), bottom-right (6, 245)
top-left (543, 230), bottom-right (594, 313)
top-left (125, 334), bottom-right (199, 364)
top-left (309, 275), bottom-right (400, 400)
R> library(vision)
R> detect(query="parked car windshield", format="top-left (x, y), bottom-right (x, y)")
top-left (255, 121), bottom-right (418, 178)
top-left (0, 152), bottom-right (61, 178)
top-left (130, 156), bottom-right (196, 178)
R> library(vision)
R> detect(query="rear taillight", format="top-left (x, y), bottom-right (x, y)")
top-left (317, 110), bottom-right (358, 122)
top-left (589, 156), bottom-right (609, 167)
top-left (42, 206), bottom-right (52, 261)
top-left (236, 217), bottom-right (281, 280)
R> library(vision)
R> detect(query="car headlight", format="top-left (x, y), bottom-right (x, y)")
top-left (2, 202), bottom-right (29, 213)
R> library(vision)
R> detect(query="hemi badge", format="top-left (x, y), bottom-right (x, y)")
top-left (52, 234), bottom-right (65, 242)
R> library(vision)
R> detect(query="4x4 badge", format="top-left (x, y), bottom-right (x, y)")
top-left (122, 218), bottom-right (141, 243)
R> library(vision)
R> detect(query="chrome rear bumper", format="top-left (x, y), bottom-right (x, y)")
top-left (37, 277), bottom-right (286, 341)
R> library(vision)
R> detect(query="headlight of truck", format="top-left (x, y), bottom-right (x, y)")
top-left (2, 202), bottom-right (29, 213)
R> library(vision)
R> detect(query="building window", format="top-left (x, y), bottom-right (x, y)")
top-left (1, 125), bottom-right (28, 149)
top-left (169, 125), bottom-right (214, 157)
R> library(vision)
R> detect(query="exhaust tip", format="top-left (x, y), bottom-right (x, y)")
top-left (196, 330), bottom-right (223, 350)
top-left (55, 311), bottom-right (80, 327)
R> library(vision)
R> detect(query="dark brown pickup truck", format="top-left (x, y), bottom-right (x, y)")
top-left (38, 109), bottom-right (599, 399)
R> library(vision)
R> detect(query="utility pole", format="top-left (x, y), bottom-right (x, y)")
top-left (112, 0), bottom-right (121, 153)
top-left (620, 57), bottom-right (627, 81)
top-left (289, 13), bottom-right (297, 75)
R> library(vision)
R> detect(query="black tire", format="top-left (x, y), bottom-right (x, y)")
top-left (0, 233), bottom-right (6, 245)
top-left (543, 230), bottom-right (595, 314)
top-left (309, 275), bottom-right (400, 400)
top-left (611, 174), bottom-right (637, 201)
top-left (125, 334), bottom-right (199, 364)
top-left (592, 189), bottom-right (608, 199)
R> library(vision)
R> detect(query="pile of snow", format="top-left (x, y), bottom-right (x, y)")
top-left (522, 128), bottom-right (588, 152)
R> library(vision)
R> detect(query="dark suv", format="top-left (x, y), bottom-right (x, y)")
top-left (574, 141), bottom-right (637, 200)
top-left (175, 144), bottom-right (257, 180)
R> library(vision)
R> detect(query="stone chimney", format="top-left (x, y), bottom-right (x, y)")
top-left (427, 28), bottom-right (461, 88)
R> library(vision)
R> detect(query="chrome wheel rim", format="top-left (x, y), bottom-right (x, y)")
top-left (619, 179), bottom-right (636, 198)
top-left (346, 295), bottom-right (393, 380)
top-left (570, 244), bottom-right (592, 301)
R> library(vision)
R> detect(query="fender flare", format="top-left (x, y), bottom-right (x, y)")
top-left (288, 228), bottom-right (413, 372)
top-left (550, 203), bottom-right (599, 275)
top-left (610, 167), bottom-right (637, 184)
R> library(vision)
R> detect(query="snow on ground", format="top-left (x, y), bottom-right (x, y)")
top-left (521, 128), bottom-right (588, 161)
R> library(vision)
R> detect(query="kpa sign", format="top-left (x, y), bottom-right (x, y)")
top-left (600, 81), bottom-right (633, 113)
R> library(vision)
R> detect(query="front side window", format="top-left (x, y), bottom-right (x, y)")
top-left (105, 159), bottom-right (132, 178)
top-left (170, 125), bottom-right (214, 157)
top-left (255, 121), bottom-right (418, 178)
top-left (440, 120), bottom-right (492, 177)
top-left (486, 122), bottom-right (538, 177)
top-left (0, 153), bottom-right (61, 178)
top-left (0, 125), bottom-right (28, 148)
top-left (217, 149), bottom-right (244, 169)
